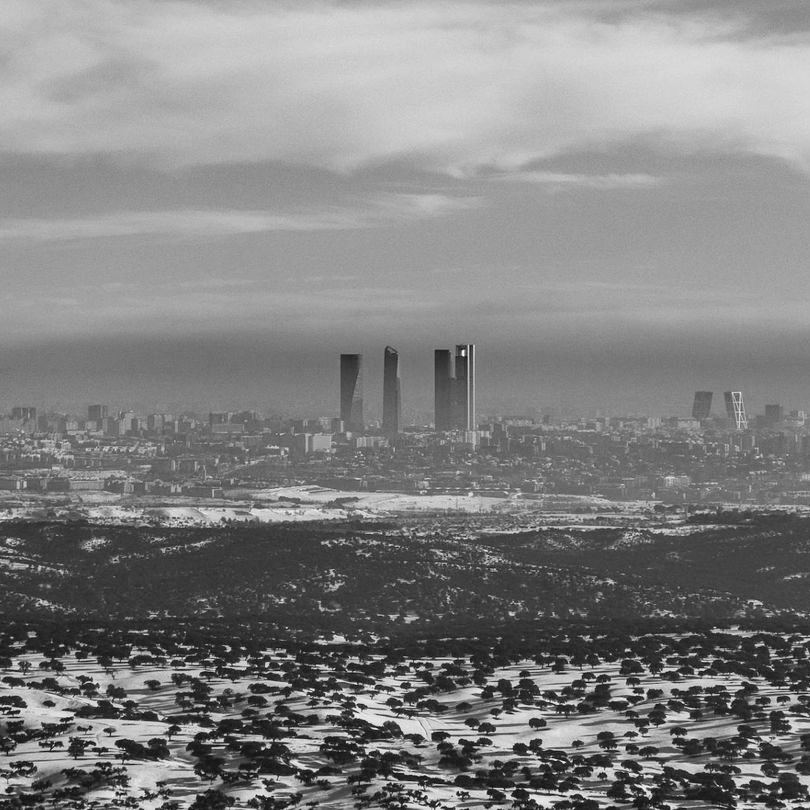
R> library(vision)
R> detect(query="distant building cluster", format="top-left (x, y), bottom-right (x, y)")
top-left (339, 343), bottom-right (476, 437)
top-left (5, 353), bottom-right (810, 507)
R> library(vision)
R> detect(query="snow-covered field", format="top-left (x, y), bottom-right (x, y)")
top-left (2, 630), bottom-right (810, 808)
top-left (0, 486), bottom-right (646, 527)
top-left (261, 486), bottom-right (623, 514)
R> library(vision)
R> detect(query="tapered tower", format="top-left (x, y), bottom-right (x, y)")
top-left (382, 346), bottom-right (401, 437)
top-left (340, 354), bottom-right (363, 432)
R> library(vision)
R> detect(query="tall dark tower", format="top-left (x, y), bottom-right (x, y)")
top-left (691, 391), bottom-right (713, 421)
top-left (382, 346), bottom-right (401, 437)
top-left (453, 344), bottom-right (476, 431)
top-left (764, 404), bottom-right (783, 426)
top-left (340, 354), bottom-right (363, 432)
top-left (434, 350), bottom-right (453, 430)
top-left (435, 344), bottom-right (476, 431)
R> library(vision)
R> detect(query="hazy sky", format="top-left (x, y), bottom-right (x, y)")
top-left (3, 0), bottom-right (810, 416)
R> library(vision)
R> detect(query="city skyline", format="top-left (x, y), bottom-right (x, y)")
top-left (2, 2), bottom-right (810, 412)
top-left (6, 382), bottom-right (810, 431)
top-left (6, 350), bottom-right (809, 429)
top-left (7, 339), bottom-right (810, 421)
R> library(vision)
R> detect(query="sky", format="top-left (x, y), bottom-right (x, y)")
top-left (3, 0), bottom-right (810, 417)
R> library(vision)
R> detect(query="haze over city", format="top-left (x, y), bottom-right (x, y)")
top-left (3, 1), bottom-right (810, 413)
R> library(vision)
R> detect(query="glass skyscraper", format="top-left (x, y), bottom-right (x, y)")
top-left (691, 391), bottom-right (712, 421)
top-left (340, 353), bottom-right (364, 433)
top-left (434, 344), bottom-right (475, 431)
top-left (434, 349), bottom-right (453, 431)
top-left (453, 344), bottom-right (475, 431)
top-left (382, 346), bottom-right (401, 437)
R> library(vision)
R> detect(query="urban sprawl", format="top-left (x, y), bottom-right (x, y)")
top-left (0, 346), bottom-right (809, 506)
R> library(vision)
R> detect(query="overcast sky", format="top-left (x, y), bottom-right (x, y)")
top-left (3, 0), bottom-right (810, 416)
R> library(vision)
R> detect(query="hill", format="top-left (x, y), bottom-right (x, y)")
top-left (0, 512), bottom-right (809, 630)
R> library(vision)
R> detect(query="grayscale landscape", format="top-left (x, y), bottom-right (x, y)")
top-left (4, 0), bottom-right (810, 808)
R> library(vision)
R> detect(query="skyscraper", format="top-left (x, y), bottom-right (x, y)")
top-left (340, 353), bottom-right (364, 433)
top-left (764, 404), bottom-right (783, 426)
top-left (453, 344), bottom-right (476, 431)
top-left (88, 404), bottom-right (108, 422)
top-left (434, 344), bottom-right (476, 431)
top-left (434, 349), bottom-right (453, 431)
top-left (691, 391), bottom-right (713, 421)
top-left (724, 391), bottom-right (748, 430)
top-left (382, 346), bottom-right (401, 437)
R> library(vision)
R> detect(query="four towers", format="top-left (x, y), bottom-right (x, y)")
top-left (341, 355), bottom-right (756, 436)
top-left (341, 344), bottom-right (477, 435)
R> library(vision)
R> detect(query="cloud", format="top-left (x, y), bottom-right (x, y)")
top-left (489, 171), bottom-right (662, 188)
top-left (0, 264), bottom-right (786, 343)
top-left (1, 1), bottom-right (809, 175)
top-left (0, 194), bottom-right (479, 242)
top-left (1, 276), bottom-right (444, 342)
